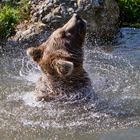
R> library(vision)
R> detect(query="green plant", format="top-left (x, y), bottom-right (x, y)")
top-left (17, 0), bottom-right (30, 20)
top-left (0, 0), bottom-right (30, 43)
top-left (117, 0), bottom-right (140, 26)
top-left (0, 4), bottom-right (19, 42)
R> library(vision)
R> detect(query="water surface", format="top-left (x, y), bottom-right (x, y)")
top-left (0, 28), bottom-right (140, 140)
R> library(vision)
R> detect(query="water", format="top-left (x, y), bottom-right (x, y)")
top-left (0, 28), bottom-right (140, 140)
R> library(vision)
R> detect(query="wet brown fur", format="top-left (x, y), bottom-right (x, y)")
top-left (27, 14), bottom-right (93, 102)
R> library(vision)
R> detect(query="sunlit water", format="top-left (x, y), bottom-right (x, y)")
top-left (0, 28), bottom-right (140, 140)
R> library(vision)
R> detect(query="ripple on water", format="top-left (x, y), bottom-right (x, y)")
top-left (2, 48), bottom-right (139, 130)
top-left (0, 29), bottom-right (140, 139)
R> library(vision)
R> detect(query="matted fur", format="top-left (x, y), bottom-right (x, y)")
top-left (27, 14), bottom-right (95, 102)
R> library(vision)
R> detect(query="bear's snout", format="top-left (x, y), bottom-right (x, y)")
top-left (63, 14), bottom-right (86, 34)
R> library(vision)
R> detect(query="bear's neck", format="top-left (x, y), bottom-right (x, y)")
top-left (41, 69), bottom-right (91, 95)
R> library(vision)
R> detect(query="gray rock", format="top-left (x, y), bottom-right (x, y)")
top-left (67, 8), bottom-right (74, 14)
top-left (9, 0), bottom-right (119, 47)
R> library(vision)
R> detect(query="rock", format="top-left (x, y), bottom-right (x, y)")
top-left (53, 6), bottom-right (61, 15)
top-left (67, 8), bottom-right (75, 14)
top-left (8, 0), bottom-right (119, 48)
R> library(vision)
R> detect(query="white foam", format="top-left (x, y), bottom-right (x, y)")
top-left (19, 57), bottom-right (41, 83)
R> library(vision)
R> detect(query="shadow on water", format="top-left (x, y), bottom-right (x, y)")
top-left (0, 28), bottom-right (140, 139)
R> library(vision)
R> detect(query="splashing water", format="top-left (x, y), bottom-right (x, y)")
top-left (19, 56), bottom-right (41, 83)
top-left (0, 28), bottom-right (140, 139)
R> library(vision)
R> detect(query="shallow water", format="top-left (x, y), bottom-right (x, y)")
top-left (0, 28), bottom-right (140, 140)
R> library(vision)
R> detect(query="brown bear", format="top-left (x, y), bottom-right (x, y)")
top-left (27, 14), bottom-right (95, 102)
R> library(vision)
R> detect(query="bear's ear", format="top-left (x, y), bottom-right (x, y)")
top-left (54, 60), bottom-right (74, 77)
top-left (27, 47), bottom-right (43, 62)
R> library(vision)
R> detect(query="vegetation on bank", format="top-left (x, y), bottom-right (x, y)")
top-left (117, 0), bottom-right (140, 27)
top-left (0, 0), bottom-right (30, 43)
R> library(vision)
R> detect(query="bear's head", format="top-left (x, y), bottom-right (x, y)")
top-left (27, 14), bottom-right (86, 79)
